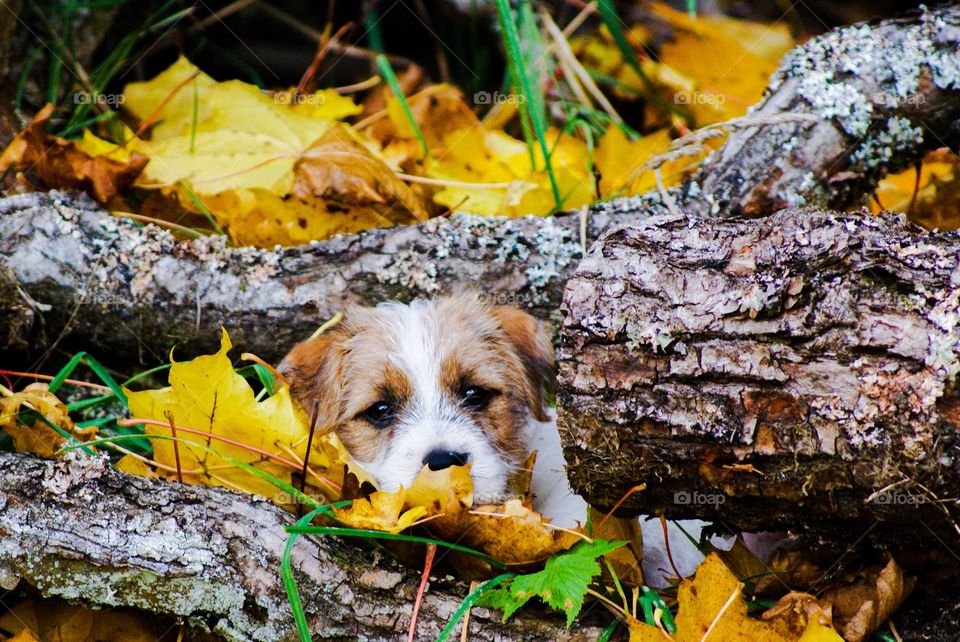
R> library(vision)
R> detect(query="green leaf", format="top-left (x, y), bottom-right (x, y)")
top-left (477, 539), bottom-right (626, 627)
top-left (475, 586), bottom-right (532, 622)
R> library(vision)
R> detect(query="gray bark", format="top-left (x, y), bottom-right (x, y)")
top-left (0, 190), bottom-right (664, 364)
top-left (557, 207), bottom-right (960, 539)
top-left (0, 451), bottom-right (602, 641)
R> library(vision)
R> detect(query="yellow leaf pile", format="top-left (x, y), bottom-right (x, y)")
top-left (123, 328), bottom-right (355, 502)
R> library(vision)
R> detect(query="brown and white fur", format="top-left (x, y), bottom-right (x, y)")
top-left (279, 294), bottom-right (554, 503)
top-left (280, 294), bottom-right (753, 586)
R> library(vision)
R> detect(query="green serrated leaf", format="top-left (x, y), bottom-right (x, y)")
top-left (475, 586), bottom-right (532, 622)
top-left (481, 539), bottom-right (627, 627)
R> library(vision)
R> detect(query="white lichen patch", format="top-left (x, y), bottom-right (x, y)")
top-left (850, 117), bottom-right (924, 172)
top-left (769, 6), bottom-right (959, 139)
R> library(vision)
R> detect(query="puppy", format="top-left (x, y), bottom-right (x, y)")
top-left (280, 294), bottom-right (724, 586)
top-left (279, 294), bottom-right (554, 503)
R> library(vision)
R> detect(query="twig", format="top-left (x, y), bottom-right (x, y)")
top-left (408, 543), bottom-right (437, 642)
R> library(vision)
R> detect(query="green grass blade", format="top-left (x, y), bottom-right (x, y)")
top-left (66, 364), bottom-right (170, 412)
top-left (494, 0), bottom-right (561, 208)
top-left (58, 109), bottom-right (118, 139)
top-left (283, 506), bottom-right (329, 642)
top-left (178, 181), bottom-right (226, 236)
top-left (47, 353), bottom-right (87, 394)
top-left (597, 619), bottom-right (620, 642)
top-left (375, 54), bottom-right (431, 159)
top-left (252, 364), bottom-right (277, 396)
top-left (19, 407), bottom-right (96, 456)
top-left (436, 573), bottom-right (515, 642)
top-left (286, 525), bottom-right (509, 570)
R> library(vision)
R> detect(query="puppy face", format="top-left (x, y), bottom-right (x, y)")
top-left (279, 295), bottom-right (554, 503)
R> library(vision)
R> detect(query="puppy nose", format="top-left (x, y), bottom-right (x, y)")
top-left (422, 449), bottom-right (469, 471)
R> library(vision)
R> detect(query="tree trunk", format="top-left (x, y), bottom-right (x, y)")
top-left (0, 451), bottom-right (602, 642)
top-left (0, 190), bottom-right (638, 364)
top-left (558, 206), bottom-right (960, 539)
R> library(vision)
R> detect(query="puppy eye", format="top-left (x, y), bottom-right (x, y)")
top-left (461, 385), bottom-right (495, 410)
top-left (361, 401), bottom-right (394, 428)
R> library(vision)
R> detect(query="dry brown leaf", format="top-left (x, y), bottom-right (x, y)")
top-left (756, 548), bottom-right (828, 597)
top-left (0, 383), bottom-right (97, 457)
top-left (762, 592), bottom-right (836, 639)
top-left (293, 123), bottom-right (429, 221)
top-left (367, 83), bottom-right (480, 155)
top-left (0, 104), bottom-right (147, 202)
top-left (821, 554), bottom-right (914, 642)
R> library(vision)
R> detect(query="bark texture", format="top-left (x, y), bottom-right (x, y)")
top-left (0, 191), bottom-right (662, 364)
top-left (0, 451), bottom-right (601, 642)
top-left (558, 207), bottom-right (960, 538)
top-left (681, 5), bottom-right (960, 218)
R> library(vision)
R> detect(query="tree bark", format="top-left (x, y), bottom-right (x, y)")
top-left (557, 207), bottom-right (960, 538)
top-left (0, 190), bottom-right (666, 364)
top-left (0, 451), bottom-right (602, 642)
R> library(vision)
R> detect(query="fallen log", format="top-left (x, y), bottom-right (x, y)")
top-left (557, 206), bottom-right (960, 539)
top-left (0, 190), bottom-right (619, 364)
top-left (0, 451), bottom-right (601, 641)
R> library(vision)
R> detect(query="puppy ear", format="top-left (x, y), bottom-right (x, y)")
top-left (278, 331), bottom-right (343, 432)
top-left (491, 305), bottom-right (555, 422)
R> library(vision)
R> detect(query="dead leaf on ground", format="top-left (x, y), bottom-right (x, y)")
top-left (293, 123), bottom-right (429, 221)
top-left (0, 383), bottom-right (97, 457)
top-left (820, 554), bottom-right (914, 642)
top-left (0, 104), bottom-right (147, 202)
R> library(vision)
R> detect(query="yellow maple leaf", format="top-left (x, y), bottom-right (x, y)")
top-left (125, 328), bottom-right (349, 500)
top-left (78, 56), bottom-right (422, 248)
